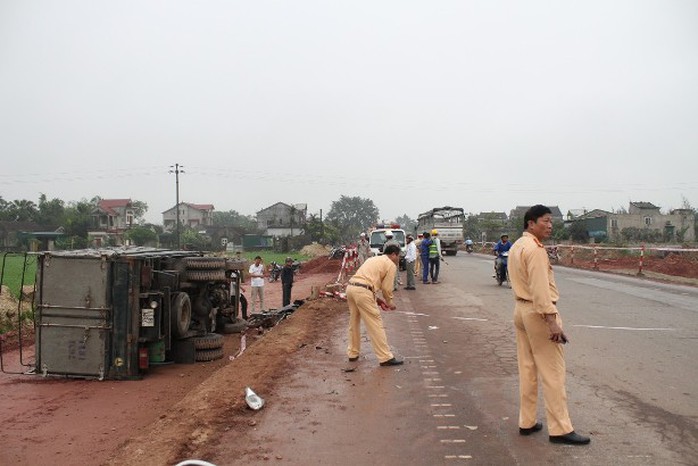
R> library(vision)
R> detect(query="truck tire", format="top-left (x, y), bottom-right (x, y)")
top-left (185, 269), bottom-right (227, 282)
top-left (185, 257), bottom-right (227, 269)
top-left (195, 347), bottom-right (224, 362)
top-left (191, 333), bottom-right (224, 350)
top-left (171, 292), bottom-right (192, 339)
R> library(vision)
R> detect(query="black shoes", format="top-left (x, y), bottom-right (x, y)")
top-left (379, 357), bottom-right (404, 366)
top-left (549, 431), bottom-right (591, 445)
top-left (348, 356), bottom-right (359, 362)
top-left (519, 422), bottom-right (543, 436)
top-left (404, 286), bottom-right (416, 290)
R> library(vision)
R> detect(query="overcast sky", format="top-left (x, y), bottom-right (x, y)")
top-left (1, 1), bottom-right (697, 224)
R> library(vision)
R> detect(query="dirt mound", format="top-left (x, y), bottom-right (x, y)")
top-left (649, 253), bottom-right (698, 278)
top-left (300, 256), bottom-right (342, 275)
top-left (299, 242), bottom-right (330, 258)
top-left (104, 297), bottom-right (347, 465)
top-left (557, 247), bottom-right (698, 280)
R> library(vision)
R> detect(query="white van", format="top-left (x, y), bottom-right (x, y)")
top-left (369, 227), bottom-right (407, 269)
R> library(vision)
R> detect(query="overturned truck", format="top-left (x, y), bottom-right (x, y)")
top-left (33, 247), bottom-right (245, 380)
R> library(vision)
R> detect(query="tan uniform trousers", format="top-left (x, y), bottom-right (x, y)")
top-left (514, 301), bottom-right (574, 436)
top-left (414, 255), bottom-right (421, 275)
top-left (346, 286), bottom-right (394, 363)
top-left (250, 286), bottom-right (264, 313)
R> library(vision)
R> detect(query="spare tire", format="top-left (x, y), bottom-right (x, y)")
top-left (195, 347), bottom-right (224, 362)
top-left (191, 333), bottom-right (224, 350)
top-left (185, 269), bottom-right (227, 282)
top-left (171, 292), bottom-right (192, 339)
top-left (185, 257), bottom-right (227, 269)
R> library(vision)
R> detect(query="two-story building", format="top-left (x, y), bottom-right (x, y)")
top-left (88, 199), bottom-right (137, 246)
top-left (162, 203), bottom-right (214, 232)
top-left (256, 202), bottom-right (307, 237)
top-left (573, 202), bottom-right (695, 242)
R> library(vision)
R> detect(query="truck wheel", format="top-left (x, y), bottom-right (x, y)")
top-left (195, 347), bottom-right (224, 362)
top-left (171, 292), bottom-right (192, 339)
top-left (191, 333), bottom-right (224, 350)
top-left (185, 269), bottom-right (227, 281)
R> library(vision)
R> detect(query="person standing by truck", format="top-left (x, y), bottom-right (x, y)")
top-left (382, 230), bottom-right (401, 291)
top-left (414, 233), bottom-right (423, 277)
top-left (420, 232), bottom-right (433, 284)
top-left (429, 229), bottom-right (442, 284)
top-left (280, 257), bottom-right (295, 307)
top-left (357, 232), bottom-right (371, 266)
top-left (248, 256), bottom-right (265, 313)
top-left (404, 235), bottom-right (417, 290)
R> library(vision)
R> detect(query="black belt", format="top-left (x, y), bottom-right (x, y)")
top-left (517, 298), bottom-right (556, 305)
top-left (349, 282), bottom-right (374, 292)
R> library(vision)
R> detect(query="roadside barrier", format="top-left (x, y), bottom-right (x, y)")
top-left (336, 247), bottom-right (358, 283)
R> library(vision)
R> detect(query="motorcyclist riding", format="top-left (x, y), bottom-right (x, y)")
top-left (493, 234), bottom-right (512, 285)
top-left (465, 238), bottom-right (474, 253)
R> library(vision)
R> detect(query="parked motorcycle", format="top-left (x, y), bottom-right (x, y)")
top-left (268, 260), bottom-right (301, 282)
top-left (495, 251), bottom-right (509, 286)
top-left (329, 245), bottom-right (346, 259)
top-left (268, 261), bottom-right (283, 282)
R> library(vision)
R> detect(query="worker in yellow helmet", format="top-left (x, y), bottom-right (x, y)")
top-left (428, 229), bottom-right (443, 283)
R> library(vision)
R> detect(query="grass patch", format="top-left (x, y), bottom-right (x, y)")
top-left (229, 251), bottom-right (313, 264)
top-left (1, 254), bottom-right (37, 299)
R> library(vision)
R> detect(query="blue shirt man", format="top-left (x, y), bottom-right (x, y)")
top-left (494, 235), bottom-right (512, 257)
top-left (420, 232), bottom-right (433, 284)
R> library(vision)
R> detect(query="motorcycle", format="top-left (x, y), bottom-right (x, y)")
top-left (495, 251), bottom-right (509, 286)
top-left (329, 245), bottom-right (346, 259)
top-left (268, 261), bottom-right (283, 282)
top-left (268, 260), bottom-right (301, 282)
top-left (465, 243), bottom-right (474, 254)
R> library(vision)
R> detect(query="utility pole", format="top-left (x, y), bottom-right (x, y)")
top-left (169, 163), bottom-right (184, 249)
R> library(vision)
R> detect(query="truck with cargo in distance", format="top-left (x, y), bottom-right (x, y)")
top-left (30, 247), bottom-right (246, 380)
top-left (416, 207), bottom-right (465, 256)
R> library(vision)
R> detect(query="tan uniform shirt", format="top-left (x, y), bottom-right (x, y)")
top-left (508, 231), bottom-right (560, 316)
top-left (351, 255), bottom-right (397, 306)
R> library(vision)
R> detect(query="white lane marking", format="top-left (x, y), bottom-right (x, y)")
top-left (444, 455), bottom-right (473, 459)
top-left (453, 317), bottom-right (489, 322)
top-left (573, 325), bottom-right (676, 331)
top-left (434, 414), bottom-right (456, 418)
top-left (440, 439), bottom-right (466, 443)
top-left (431, 403), bottom-right (452, 407)
top-left (437, 425), bottom-right (461, 430)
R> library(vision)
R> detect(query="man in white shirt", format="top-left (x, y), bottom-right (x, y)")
top-left (404, 235), bottom-right (417, 290)
top-left (248, 256), bottom-right (265, 313)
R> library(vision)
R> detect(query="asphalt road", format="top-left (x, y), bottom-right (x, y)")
top-left (225, 253), bottom-right (698, 466)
